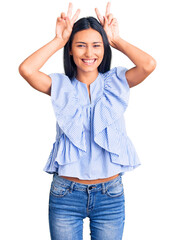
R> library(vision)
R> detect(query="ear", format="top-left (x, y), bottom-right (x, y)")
top-left (69, 50), bottom-right (73, 56)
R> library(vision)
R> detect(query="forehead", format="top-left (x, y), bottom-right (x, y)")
top-left (72, 28), bottom-right (103, 43)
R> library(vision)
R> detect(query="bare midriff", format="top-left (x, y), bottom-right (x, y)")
top-left (60, 173), bottom-right (120, 185)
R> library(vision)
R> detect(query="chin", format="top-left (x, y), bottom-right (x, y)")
top-left (80, 67), bottom-right (98, 73)
top-left (79, 63), bottom-right (101, 73)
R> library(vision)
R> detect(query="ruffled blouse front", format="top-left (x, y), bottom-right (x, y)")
top-left (43, 66), bottom-right (141, 180)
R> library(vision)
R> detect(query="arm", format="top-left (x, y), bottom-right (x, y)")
top-left (95, 2), bottom-right (157, 88)
top-left (19, 3), bottom-right (80, 95)
top-left (111, 37), bottom-right (157, 88)
top-left (19, 38), bottom-right (66, 95)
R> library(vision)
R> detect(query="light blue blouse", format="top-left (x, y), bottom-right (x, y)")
top-left (43, 66), bottom-right (141, 180)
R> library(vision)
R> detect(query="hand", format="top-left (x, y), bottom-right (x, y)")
top-left (55, 2), bottom-right (80, 43)
top-left (95, 2), bottom-right (120, 48)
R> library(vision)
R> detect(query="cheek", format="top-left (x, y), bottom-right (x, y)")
top-left (96, 48), bottom-right (104, 58)
top-left (101, 52), bottom-right (104, 59)
top-left (72, 55), bottom-right (82, 66)
top-left (98, 51), bottom-right (104, 60)
top-left (72, 51), bottom-right (83, 62)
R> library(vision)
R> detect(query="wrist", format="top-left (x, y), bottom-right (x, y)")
top-left (111, 36), bottom-right (122, 49)
top-left (53, 36), bottom-right (68, 49)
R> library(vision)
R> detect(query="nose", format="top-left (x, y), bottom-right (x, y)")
top-left (85, 46), bottom-right (93, 57)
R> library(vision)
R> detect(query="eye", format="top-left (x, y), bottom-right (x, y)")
top-left (93, 45), bottom-right (101, 48)
top-left (77, 44), bottom-right (86, 47)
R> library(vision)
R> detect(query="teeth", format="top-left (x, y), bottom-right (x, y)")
top-left (82, 59), bottom-right (96, 63)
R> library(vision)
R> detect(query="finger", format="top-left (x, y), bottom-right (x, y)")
top-left (105, 2), bottom-right (111, 17)
top-left (61, 12), bottom-right (66, 19)
top-left (108, 13), bottom-right (113, 24)
top-left (103, 16), bottom-right (108, 28)
top-left (57, 17), bottom-right (61, 22)
top-left (67, 2), bottom-right (73, 18)
top-left (71, 8), bottom-right (80, 25)
top-left (57, 16), bottom-right (64, 23)
top-left (65, 17), bottom-right (72, 31)
top-left (111, 18), bottom-right (118, 26)
top-left (95, 8), bottom-right (104, 25)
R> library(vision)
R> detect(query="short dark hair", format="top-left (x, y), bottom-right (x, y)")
top-left (63, 17), bottom-right (112, 79)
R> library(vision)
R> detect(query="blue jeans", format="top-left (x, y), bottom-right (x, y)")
top-left (49, 173), bottom-right (125, 240)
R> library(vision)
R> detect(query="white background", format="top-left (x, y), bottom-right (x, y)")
top-left (1, 0), bottom-right (175, 239)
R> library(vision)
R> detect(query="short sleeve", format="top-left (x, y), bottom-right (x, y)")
top-left (114, 66), bottom-right (130, 92)
top-left (49, 73), bottom-right (86, 152)
top-left (49, 73), bottom-right (75, 103)
top-left (103, 66), bottom-right (130, 110)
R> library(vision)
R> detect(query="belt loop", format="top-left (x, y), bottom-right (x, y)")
top-left (102, 183), bottom-right (106, 194)
top-left (69, 182), bottom-right (75, 193)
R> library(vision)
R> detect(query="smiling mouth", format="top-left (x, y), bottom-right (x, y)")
top-left (82, 59), bottom-right (97, 65)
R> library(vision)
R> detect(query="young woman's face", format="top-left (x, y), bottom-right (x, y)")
top-left (70, 28), bottom-right (104, 75)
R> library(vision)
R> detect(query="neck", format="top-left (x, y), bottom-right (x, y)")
top-left (76, 70), bottom-right (99, 85)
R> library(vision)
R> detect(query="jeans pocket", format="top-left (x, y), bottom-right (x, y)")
top-left (105, 177), bottom-right (124, 198)
top-left (50, 181), bottom-right (70, 198)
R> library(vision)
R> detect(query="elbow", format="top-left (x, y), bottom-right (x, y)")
top-left (149, 58), bottom-right (157, 71)
top-left (143, 58), bottom-right (157, 73)
top-left (18, 64), bottom-right (23, 76)
top-left (18, 63), bottom-right (31, 78)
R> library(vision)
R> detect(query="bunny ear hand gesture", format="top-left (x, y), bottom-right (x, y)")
top-left (55, 2), bottom-right (80, 42)
top-left (95, 2), bottom-right (120, 47)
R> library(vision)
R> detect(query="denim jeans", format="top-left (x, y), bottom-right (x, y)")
top-left (48, 173), bottom-right (125, 240)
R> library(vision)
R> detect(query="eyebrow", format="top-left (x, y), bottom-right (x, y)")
top-left (75, 41), bottom-right (102, 44)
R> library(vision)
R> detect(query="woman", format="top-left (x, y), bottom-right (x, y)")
top-left (19, 2), bottom-right (156, 240)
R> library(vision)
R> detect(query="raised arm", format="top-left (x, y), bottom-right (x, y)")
top-left (95, 2), bottom-right (157, 88)
top-left (18, 2), bottom-right (80, 95)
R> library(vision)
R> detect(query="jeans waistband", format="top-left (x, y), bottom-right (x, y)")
top-left (52, 173), bottom-right (122, 194)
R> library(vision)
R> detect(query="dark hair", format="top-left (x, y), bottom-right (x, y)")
top-left (63, 16), bottom-right (112, 79)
